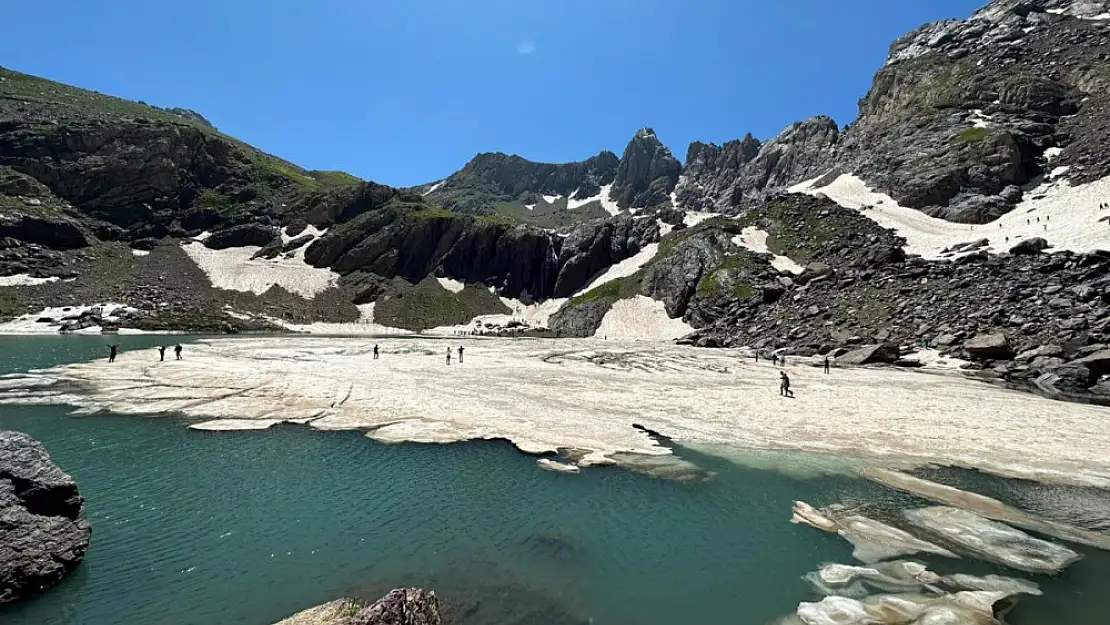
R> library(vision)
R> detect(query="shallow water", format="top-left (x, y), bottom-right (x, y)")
top-left (0, 335), bottom-right (1107, 625)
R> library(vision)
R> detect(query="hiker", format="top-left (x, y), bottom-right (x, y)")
top-left (779, 371), bottom-right (794, 398)
top-left (770, 353), bottom-right (778, 367)
top-left (174, 344), bottom-right (182, 360)
top-left (158, 346), bottom-right (166, 362)
top-left (446, 348), bottom-right (452, 366)
top-left (780, 355), bottom-right (787, 366)
top-left (458, 346), bottom-right (464, 364)
top-left (373, 344), bottom-right (379, 360)
top-left (754, 350), bottom-right (759, 363)
top-left (108, 344), bottom-right (118, 363)
top-left (823, 356), bottom-right (830, 375)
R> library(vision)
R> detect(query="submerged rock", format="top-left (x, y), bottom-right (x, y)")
top-left (0, 430), bottom-right (92, 604)
top-left (904, 506), bottom-right (1082, 574)
top-left (273, 588), bottom-right (440, 625)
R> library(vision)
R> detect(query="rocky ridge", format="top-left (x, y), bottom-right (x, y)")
top-left (0, 430), bottom-right (92, 605)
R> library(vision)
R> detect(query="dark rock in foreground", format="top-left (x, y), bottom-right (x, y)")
top-left (0, 430), bottom-right (92, 605)
top-left (274, 588), bottom-right (440, 625)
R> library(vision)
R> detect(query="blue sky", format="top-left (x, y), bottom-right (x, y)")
top-left (2, 0), bottom-right (983, 187)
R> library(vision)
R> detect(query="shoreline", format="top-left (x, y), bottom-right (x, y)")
top-left (3, 336), bottom-right (1110, 488)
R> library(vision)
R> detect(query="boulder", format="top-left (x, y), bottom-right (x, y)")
top-left (1071, 349), bottom-right (1110, 378)
top-left (797, 262), bottom-right (835, 285)
top-left (836, 343), bottom-right (900, 366)
top-left (1009, 237), bottom-right (1049, 255)
top-left (963, 333), bottom-right (1014, 360)
top-left (0, 431), bottom-right (92, 604)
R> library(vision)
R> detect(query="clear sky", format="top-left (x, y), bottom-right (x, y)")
top-left (2, 0), bottom-right (984, 187)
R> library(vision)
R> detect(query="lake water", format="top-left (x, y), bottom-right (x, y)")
top-left (0, 335), bottom-right (1107, 625)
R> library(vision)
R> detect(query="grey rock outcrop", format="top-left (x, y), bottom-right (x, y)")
top-left (609, 128), bottom-right (682, 209)
top-left (0, 430), bottom-right (92, 604)
top-left (677, 117), bottom-right (840, 211)
top-left (273, 588), bottom-right (440, 625)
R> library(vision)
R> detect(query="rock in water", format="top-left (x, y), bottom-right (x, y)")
top-left (904, 506), bottom-right (1082, 574)
top-left (0, 430), bottom-right (92, 604)
top-left (273, 588), bottom-right (440, 625)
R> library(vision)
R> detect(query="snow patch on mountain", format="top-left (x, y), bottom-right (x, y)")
top-left (731, 227), bottom-right (805, 275)
top-left (791, 172), bottom-right (1110, 259)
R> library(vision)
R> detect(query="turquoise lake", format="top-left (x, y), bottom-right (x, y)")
top-left (0, 335), bottom-right (1107, 625)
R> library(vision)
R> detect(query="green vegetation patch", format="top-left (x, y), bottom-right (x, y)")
top-left (492, 200), bottom-right (610, 229)
top-left (568, 274), bottom-right (643, 306)
top-left (372, 278), bottom-right (509, 331)
top-left (697, 255), bottom-right (756, 300)
top-left (953, 127), bottom-right (991, 143)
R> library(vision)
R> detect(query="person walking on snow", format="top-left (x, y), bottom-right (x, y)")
top-left (779, 371), bottom-right (794, 398)
top-left (373, 344), bottom-right (379, 360)
top-left (158, 346), bottom-right (166, 362)
top-left (458, 346), bottom-right (464, 364)
top-left (823, 356), bottom-right (830, 375)
top-left (174, 344), bottom-right (183, 360)
top-left (108, 344), bottom-right (119, 363)
top-left (446, 348), bottom-right (452, 366)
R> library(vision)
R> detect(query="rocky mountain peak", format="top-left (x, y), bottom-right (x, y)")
top-left (676, 117), bottom-right (839, 211)
top-left (609, 128), bottom-right (682, 209)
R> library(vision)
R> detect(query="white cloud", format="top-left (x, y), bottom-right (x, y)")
top-left (517, 41), bottom-right (536, 55)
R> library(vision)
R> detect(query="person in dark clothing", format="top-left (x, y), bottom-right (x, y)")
top-left (754, 351), bottom-right (759, 363)
top-left (823, 356), bottom-right (830, 375)
top-left (373, 344), bottom-right (379, 360)
top-left (174, 344), bottom-right (183, 360)
top-left (780, 355), bottom-right (787, 366)
top-left (771, 354), bottom-right (778, 367)
top-left (446, 348), bottom-right (452, 365)
top-left (458, 346), bottom-right (464, 364)
top-left (108, 344), bottom-right (119, 363)
top-left (158, 346), bottom-right (166, 362)
top-left (779, 371), bottom-right (794, 398)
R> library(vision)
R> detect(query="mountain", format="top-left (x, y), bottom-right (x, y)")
top-left (3, 0), bottom-right (1110, 402)
top-left (423, 127), bottom-right (681, 228)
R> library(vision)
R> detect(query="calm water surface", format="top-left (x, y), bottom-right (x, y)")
top-left (0, 335), bottom-right (1106, 625)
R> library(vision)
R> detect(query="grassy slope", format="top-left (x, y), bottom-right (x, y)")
top-left (372, 279), bottom-right (510, 331)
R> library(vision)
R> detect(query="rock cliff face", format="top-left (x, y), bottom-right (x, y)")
top-left (677, 118), bottom-right (840, 211)
top-left (0, 430), bottom-right (92, 605)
